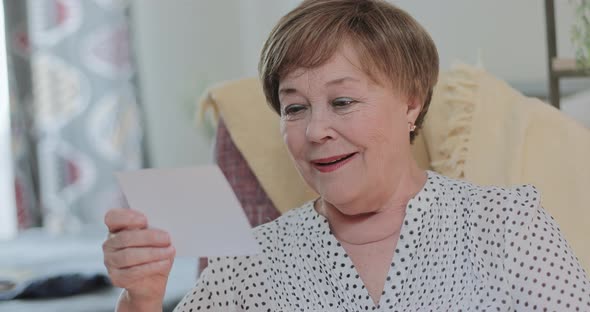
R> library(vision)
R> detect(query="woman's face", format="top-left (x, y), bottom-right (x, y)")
top-left (278, 43), bottom-right (422, 214)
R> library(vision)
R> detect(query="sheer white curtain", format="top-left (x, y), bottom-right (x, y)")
top-left (0, 0), bottom-right (18, 240)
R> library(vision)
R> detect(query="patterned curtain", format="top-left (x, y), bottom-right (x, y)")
top-left (5, 0), bottom-right (146, 233)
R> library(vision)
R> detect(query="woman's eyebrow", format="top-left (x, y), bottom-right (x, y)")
top-left (278, 87), bottom-right (298, 96)
top-left (325, 76), bottom-right (361, 87)
top-left (279, 76), bottom-right (360, 95)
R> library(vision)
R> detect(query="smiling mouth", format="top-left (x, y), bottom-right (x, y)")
top-left (313, 153), bottom-right (356, 165)
top-left (311, 152), bottom-right (358, 172)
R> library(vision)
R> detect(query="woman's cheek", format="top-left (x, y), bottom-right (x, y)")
top-left (282, 123), bottom-right (305, 161)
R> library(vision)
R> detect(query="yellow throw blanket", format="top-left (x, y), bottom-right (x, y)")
top-left (424, 64), bottom-right (590, 271)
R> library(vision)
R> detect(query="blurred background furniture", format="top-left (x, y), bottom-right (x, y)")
top-left (0, 226), bottom-right (196, 312)
top-left (545, 0), bottom-right (590, 108)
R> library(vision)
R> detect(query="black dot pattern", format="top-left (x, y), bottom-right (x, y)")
top-left (174, 171), bottom-right (590, 311)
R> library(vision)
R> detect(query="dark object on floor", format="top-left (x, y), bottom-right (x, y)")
top-left (0, 273), bottom-right (111, 300)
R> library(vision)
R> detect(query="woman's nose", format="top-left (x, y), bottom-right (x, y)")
top-left (305, 110), bottom-right (335, 143)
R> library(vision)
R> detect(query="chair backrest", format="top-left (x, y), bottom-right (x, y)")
top-left (199, 118), bottom-right (282, 273)
top-left (214, 118), bottom-right (281, 226)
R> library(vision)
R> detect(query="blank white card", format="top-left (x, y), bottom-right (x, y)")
top-left (116, 165), bottom-right (260, 259)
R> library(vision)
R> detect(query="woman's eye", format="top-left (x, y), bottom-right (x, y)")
top-left (283, 104), bottom-right (306, 116)
top-left (332, 98), bottom-right (356, 108)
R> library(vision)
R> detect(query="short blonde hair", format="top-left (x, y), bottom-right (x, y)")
top-left (259, 0), bottom-right (439, 142)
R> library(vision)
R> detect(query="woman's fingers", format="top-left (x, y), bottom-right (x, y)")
top-left (104, 208), bottom-right (147, 233)
top-left (108, 258), bottom-right (174, 288)
top-left (103, 229), bottom-right (171, 250)
top-left (102, 208), bottom-right (176, 297)
top-left (105, 245), bottom-right (175, 269)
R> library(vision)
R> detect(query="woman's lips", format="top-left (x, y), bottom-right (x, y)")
top-left (311, 153), bottom-right (357, 173)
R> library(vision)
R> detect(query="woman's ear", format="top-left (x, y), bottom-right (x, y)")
top-left (406, 96), bottom-right (423, 124)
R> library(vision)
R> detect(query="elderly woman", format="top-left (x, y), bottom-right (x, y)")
top-left (103, 0), bottom-right (590, 311)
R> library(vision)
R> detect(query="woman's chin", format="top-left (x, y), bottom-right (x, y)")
top-left (319, 191), bottom-right (364, 214)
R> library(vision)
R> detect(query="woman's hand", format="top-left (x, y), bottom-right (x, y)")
top-left (103, 208), bottom-right (176, 312)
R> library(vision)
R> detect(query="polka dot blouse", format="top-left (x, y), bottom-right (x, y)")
top-left (174, 171), bottom-right (590, 311)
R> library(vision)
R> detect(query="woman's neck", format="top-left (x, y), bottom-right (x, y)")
top-left (316, 167), bottom-right (427, 245)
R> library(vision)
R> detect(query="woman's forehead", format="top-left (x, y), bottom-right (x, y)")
top-left (280, 47), bottom-right (368, 86)
top-left (281, 42), bottom-right (397, 91)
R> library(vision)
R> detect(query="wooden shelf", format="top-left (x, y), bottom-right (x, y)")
top-left (552, 58), bottom-right (590, 78)
top-left (545, 0), bottom-right (590, 108)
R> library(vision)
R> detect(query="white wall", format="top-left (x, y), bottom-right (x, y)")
top-left (131, 0), bottom-right (244, 167)
top-left (396, 0), bottom-right (580, 92)
top-left (131, 0), bottom-right (585, 168)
